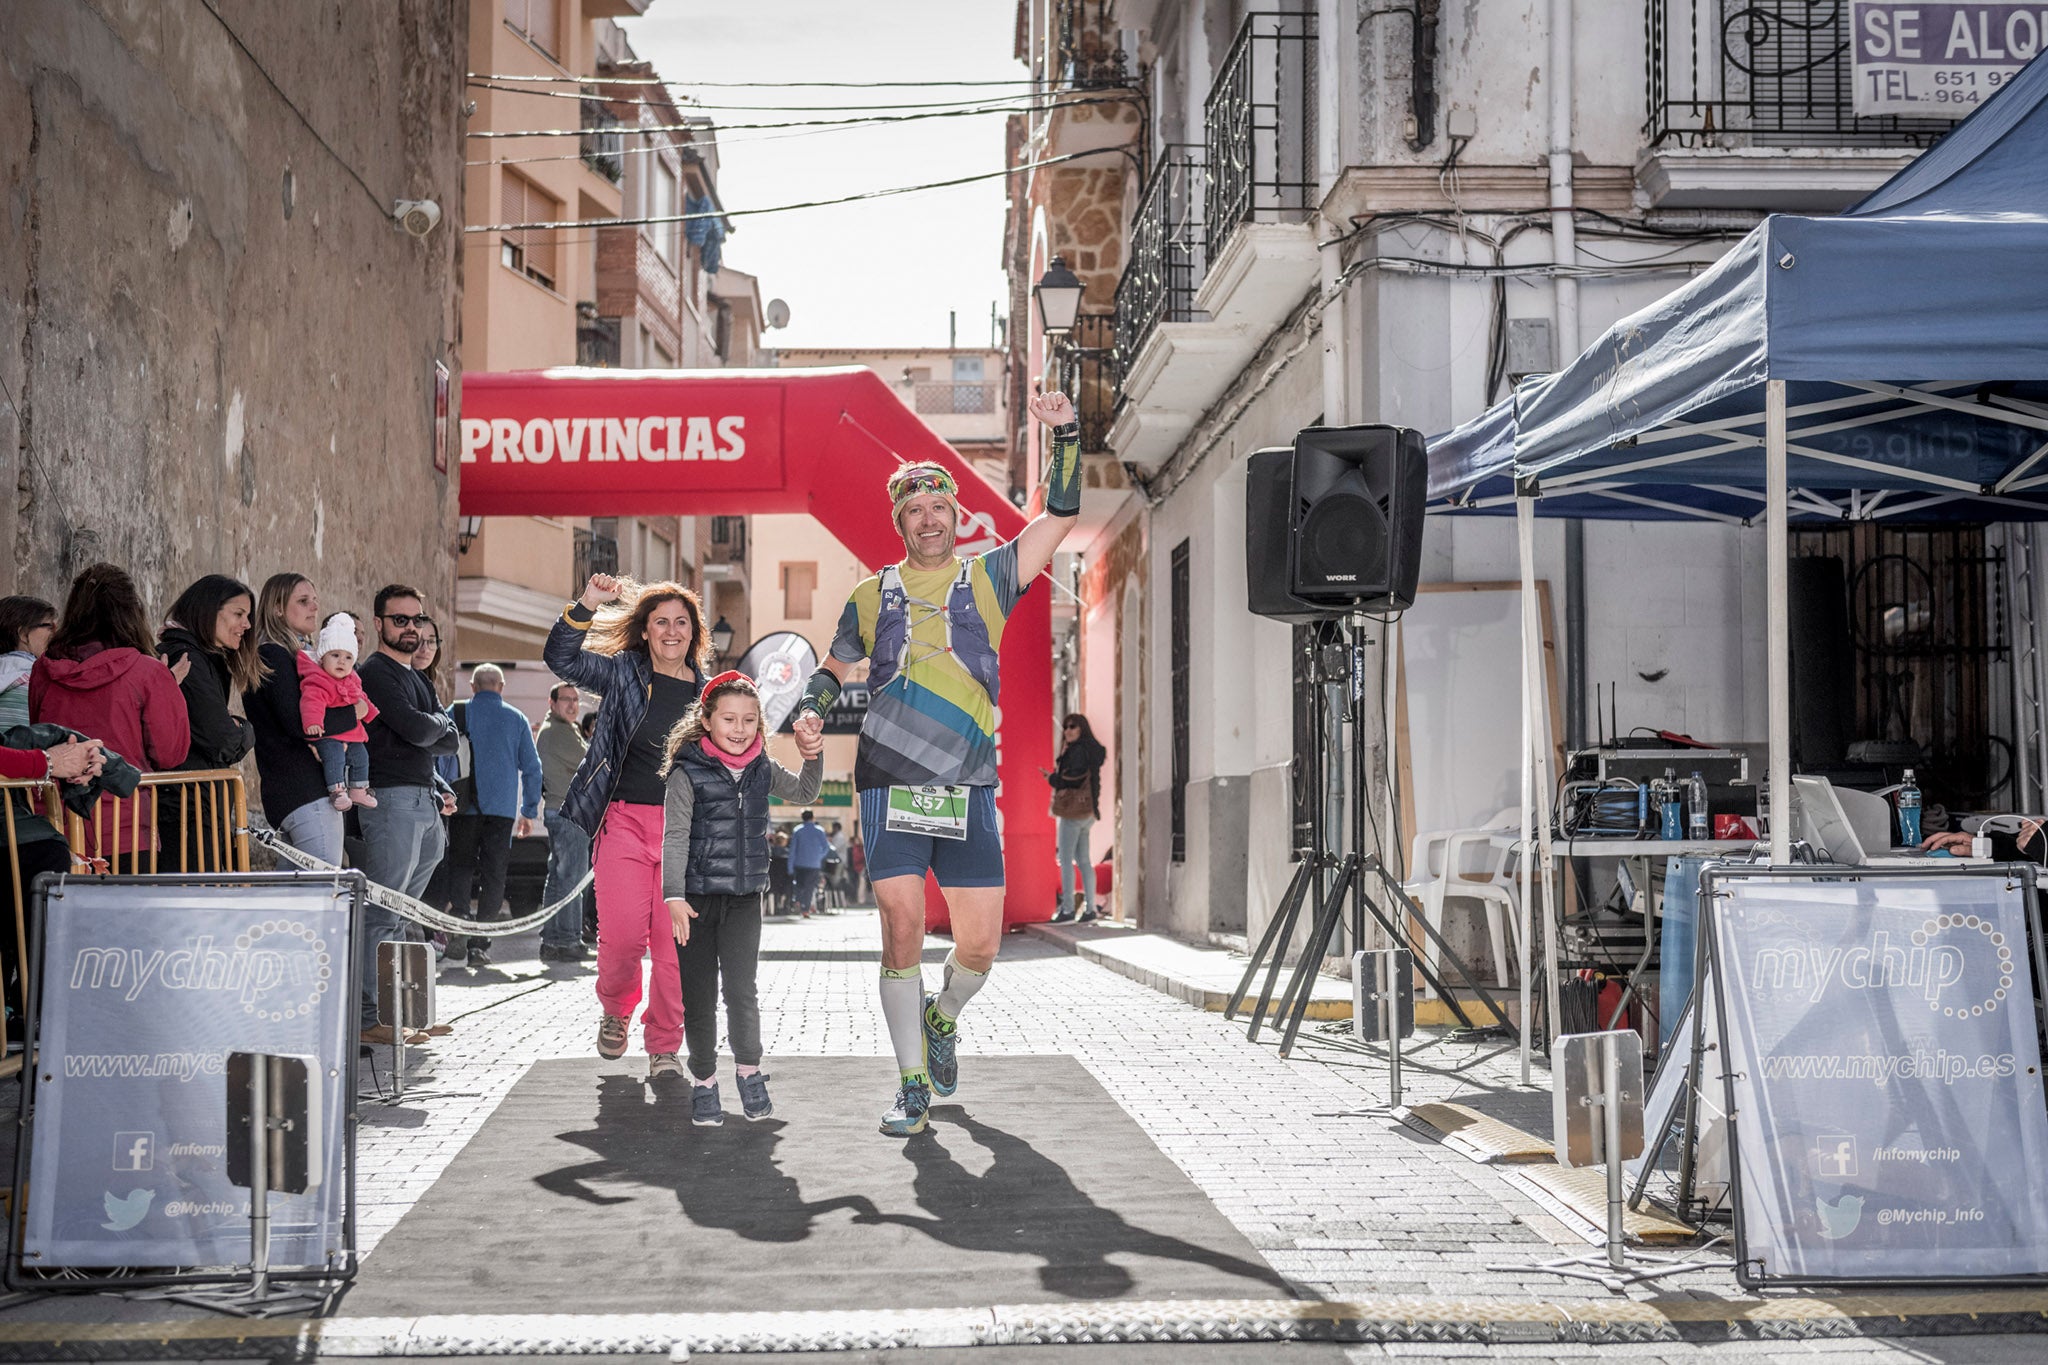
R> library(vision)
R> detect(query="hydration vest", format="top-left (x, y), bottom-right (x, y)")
top-left (868, 561), bottom-right (1002, 707)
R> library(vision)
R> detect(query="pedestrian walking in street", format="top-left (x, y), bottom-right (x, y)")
top-left (440, 664), bottom-right (541, 968)
top-left (356, 585), bottom-right (459, 1047)
top-left (31, 563), bottom-right (191, 870)
top-left (545, 572), bottom-right (708, 1078)
top-left (297, 613), bottom-right (378, 812)
top-left (788, 809), bottom-right (831, 917)
top-left (248, 574), bottom-right (346, 865)
top-left (1045, 712), bottom-right (1106, 922)
top-left (0, 596), bottom-right (56, 731)
top-left (795, 382), bottom-right (1082, 1135)
top-left (826, 820), bottom-right (850, 908)
top-left (660, 672), bottom-right (823, 1124)
top-left (537, 682), bottom-right (593, 961)
top-left (154, 575), bottom-right (261, 871)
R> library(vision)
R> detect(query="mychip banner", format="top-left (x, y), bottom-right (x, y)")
top-left (1709, 872), bottom-right (2048, 1283)
top-left (1850, 3), bottom-right (2039, 116)
top-left (18, 877), bottom-right (355, 1273)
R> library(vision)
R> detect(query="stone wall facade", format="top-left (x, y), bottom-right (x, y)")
top-left (0, 0), bottom-right (467, 621)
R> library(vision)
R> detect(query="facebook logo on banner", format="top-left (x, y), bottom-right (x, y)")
top-left (113, 1132), bottom-right (154, 1172)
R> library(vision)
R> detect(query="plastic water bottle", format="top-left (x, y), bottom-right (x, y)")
top-left (1897, 769), bottom-right (1922, 847)
top-left (1687, 771), bottom-right (1710, 840)
top-left (1659, 768), bottom-right (1684, 840)
top-left (1637, 780), bottom-right (1651, 835)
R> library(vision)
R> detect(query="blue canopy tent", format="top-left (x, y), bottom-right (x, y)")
top-left (1422, 53), bottom-right (2048, 1060)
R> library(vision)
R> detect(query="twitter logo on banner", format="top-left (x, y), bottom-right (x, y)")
top-left (101, 1189), bottom-right (154, 1232)
top-left (1816, 1193), bottom-right (1864, 1241)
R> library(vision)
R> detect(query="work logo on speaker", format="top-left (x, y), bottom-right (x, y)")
top-left (1709, 875), bottom-right (2048, 1280)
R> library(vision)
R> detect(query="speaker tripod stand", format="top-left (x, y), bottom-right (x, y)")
top-left (1227, 613), bottom-right (1519, 1059)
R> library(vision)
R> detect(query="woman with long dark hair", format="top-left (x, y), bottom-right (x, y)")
top-left (544, 572), bottom-right (709, 1076)
top-left (155, 574), bottom-right (263, 870)
top-left (1045, 712), bottom-right (1106, 922)
top-left (245, 573), bottom-right (344, 864)
top-left (30, 563), bottom-right (191, 868)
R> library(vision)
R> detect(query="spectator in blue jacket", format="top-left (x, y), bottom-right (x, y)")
top-left (443, 663), bottom-right (542, 968)
top-left (789, 809), bottom-right (834, 918)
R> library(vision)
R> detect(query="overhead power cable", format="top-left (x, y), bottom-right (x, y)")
top-left (469, 72), bottom-right (1047, 88)
top-left (468, 94), bottom-right (1132, 140)
top-left (467, 147), bottom-right (1118, 234)
top-left (468, 79), bottom-right (1088, 114)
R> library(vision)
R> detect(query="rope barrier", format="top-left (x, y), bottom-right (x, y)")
top-left (245, 821), bottom-right (595, 940)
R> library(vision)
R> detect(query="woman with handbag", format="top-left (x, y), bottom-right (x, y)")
top-left (1044, 713), bottom-right (1106, 922)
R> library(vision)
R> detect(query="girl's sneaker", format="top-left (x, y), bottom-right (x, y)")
top-left (328, 786), bottom-right (352, 812)
top-left (692, 1080), bottom-right (725, 1127)
top-left (348, 786), bottom-right (378, 809)
top-left (735, 1070), bottom-right (773, 1121)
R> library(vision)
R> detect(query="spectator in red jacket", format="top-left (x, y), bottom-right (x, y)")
top-left (29, 564), bottom-right (191, 868)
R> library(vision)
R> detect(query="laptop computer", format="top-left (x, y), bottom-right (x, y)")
top-left (1791, 774), bottom-right (1986, 865)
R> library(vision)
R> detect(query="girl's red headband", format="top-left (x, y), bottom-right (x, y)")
top-left (700, 669), bottom-right (753, 696)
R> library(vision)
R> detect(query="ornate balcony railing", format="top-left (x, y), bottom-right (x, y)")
top-left (1059, 313), bottom-right (1116, 454)
top-left (1646, 0), bottom-right (1950, 148)
top-left (1112, 145), bottom-right (1205, 406)
top-left (576, 302), bottom-right (620, 367)
top-left (1057, 0), bottom-right (1128, 89)
top-left (1203, 10), bottom-right (1317, 264)
top-left (581, 98), bottom-right (625, 183)
top-left (572, 528), bottom-right (619, 593)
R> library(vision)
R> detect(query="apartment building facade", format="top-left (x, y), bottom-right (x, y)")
top-left (1009, 0), bottom-right (1943, 942)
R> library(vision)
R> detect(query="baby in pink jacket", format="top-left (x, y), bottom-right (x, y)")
top-left (299, 613), bottom-right (380, 811)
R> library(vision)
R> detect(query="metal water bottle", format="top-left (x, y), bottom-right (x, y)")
top-left (1897, 769), bottom-right (1922, 847)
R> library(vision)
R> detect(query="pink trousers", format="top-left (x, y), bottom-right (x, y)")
top-left (593, 802), bottom-right (683, 1055)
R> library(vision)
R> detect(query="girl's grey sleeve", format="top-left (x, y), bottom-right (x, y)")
top-left (660, 768), bottom-right (696, 902)
top-left (769, 753), bottom-right (825, 804)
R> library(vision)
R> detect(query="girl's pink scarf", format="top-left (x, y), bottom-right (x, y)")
top-left (700, 734), bottom-right (762, 771)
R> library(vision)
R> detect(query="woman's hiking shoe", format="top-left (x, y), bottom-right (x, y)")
top-left (596, 1013), bottom-right (629, 1060)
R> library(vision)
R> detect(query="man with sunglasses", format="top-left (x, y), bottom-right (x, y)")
top-left (355, 585), bottom-right (460, 1045)
top-left (796, 383), bottom-right (1082, 1136)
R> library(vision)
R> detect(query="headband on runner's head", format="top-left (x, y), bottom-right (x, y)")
top-left (889, 464), bottom-right (960, 522)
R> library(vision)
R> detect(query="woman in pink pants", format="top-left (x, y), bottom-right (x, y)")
top-left (543, 572), bottom-right (709, 1077)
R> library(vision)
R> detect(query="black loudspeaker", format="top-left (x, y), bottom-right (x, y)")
top-left (1246, 447), bottom-right (1332, 622)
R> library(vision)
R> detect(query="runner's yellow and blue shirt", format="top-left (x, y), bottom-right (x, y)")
top-left (829, 545), bottom-right (1022, 792)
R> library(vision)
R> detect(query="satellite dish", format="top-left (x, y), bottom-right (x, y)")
top-left (765, 298), bottom-right (791, 330)
top-left (734, 631), bottom-right (818, 733)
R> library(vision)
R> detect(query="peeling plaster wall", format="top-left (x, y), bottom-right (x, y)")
top-left (0, 0), bottom-right (465, 620)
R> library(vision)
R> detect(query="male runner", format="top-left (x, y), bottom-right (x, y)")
top-left (793, 384), bottom-right (1079, 1135)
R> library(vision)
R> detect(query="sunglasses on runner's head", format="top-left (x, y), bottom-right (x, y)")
top-left (896, 472), bottom-right (958, 499)
top-left (381, 613), bottom-right (430, 627)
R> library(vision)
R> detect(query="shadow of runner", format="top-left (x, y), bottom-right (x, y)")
top-left (860, 1107), bottom-right (1296, 1299)
top-left (536, 1074), bottom-right (880, 1241)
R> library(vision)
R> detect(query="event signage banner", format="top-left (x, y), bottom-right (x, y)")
top-left (1850, 3), bottom-right (2039, 116)
top-left (1709, 874), bottom-right (2048, 1282)
top-left (22, 879), bottom-right (353, 1270)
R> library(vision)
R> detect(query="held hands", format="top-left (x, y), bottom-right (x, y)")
top-left (580, 573), bottom-right (623, 610)
top-left (45, 738), bottom-right (104, 784)
top-left (792, 711), bottom-right (825, 757)
top-left (1026, 379), bottom-right (1075, 429)
top-left (667, 897), bottom-right (698, 946)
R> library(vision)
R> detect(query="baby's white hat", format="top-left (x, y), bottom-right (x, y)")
top-left (317, 614), bottom-right (359, 660)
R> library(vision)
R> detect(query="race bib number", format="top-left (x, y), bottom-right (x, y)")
top-left (885, 785), bottom-right (970, 841)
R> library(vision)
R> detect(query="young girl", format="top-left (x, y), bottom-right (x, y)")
top-left (297, 613), bottom-right (379, 811)
top-left (660, 672), bottom-right (823, 1126)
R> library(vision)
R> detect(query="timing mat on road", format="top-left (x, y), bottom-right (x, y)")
top-left (338, 1056), bottom-right (1295, 1316)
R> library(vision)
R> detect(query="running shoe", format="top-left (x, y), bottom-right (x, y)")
top-left (922, 997), bottom-right (959, 1098)
top-left (648, 1051), bottom-right (684, 1079)
top-left (692, 1080), bottom-right (725, 1127)
top-left (880, 1079), bottom-right (931, 1136)
top-left (735, 1070), bottom-right (773, 1121)
top-left (596, 1013), bottom-right (629, 1060)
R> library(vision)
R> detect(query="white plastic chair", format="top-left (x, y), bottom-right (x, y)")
top-left (1399, 807), bottom-right (1524, 988)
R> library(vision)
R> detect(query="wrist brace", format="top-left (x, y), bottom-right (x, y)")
top-left (1045, 423), bottom-right (1082, 517)
top-left (799, 667), bottom-right (842, 718)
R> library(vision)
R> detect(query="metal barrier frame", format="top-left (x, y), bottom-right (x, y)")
top-left (5, 870), bottom-right (363, 1295)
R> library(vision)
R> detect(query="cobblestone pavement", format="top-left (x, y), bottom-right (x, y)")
top-left (347, 911), bottom-right (2043, 1363)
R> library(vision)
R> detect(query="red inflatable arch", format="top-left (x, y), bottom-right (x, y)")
top-left (457, 366), bottom-right (1054, 931)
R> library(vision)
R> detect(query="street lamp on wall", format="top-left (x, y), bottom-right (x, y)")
top-left (457, 515), bottom-right (483, 555)
top-left (710, 615), bottom-right (735, 660)
top-left (1032, 256), bottom-right (1084, 339)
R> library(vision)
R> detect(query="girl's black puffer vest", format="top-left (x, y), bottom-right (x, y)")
top-left (677, 742), bottom-right (773, 896)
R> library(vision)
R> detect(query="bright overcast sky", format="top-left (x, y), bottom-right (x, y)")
top-left (622, 1), bottom-right (1027, 352)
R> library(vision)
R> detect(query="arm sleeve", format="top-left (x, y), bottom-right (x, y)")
top-left (250, 646), bottom-right (307, 741)
top-left (517, 721), bottom-right (544, 820)
top-left (298, 673), bottom-right (327, 734)
top-left (360, 659), bottom-right (458, 752)
top-left (660, 768), bottom-right (697, 902)
top-left (543, 604), bottom-right (628, 694)
top-left (768, 753), bottom-right (825, 805)
top-left (1043, 422), bottom-right (1082, 516)
top-left (0, 747), bottom-right (46, 781)
top-left (179, 655), bottom-right (244, 767)
top-left (981, 542), bottom-right (1025, 619)
top-left (142, 663), bottom-right (194, 771)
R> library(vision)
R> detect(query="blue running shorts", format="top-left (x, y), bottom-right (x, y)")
top-left (859, 785), bottom-right (1004, 888)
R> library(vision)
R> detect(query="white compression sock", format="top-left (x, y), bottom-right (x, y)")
top-left (933, 949), bottom-right (988, 1024)
top-left (879, 965), bottom-right (928, 1079)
